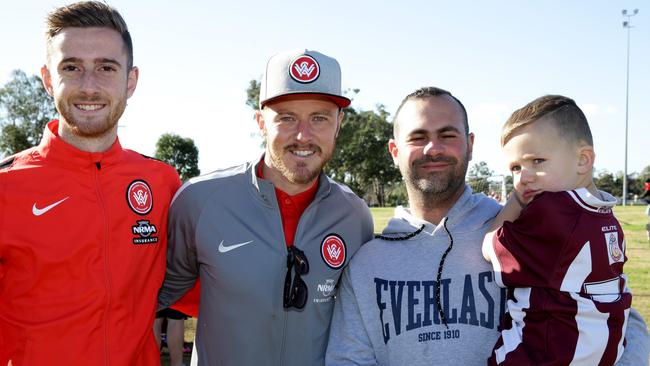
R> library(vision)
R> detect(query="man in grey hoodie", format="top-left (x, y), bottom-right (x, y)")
top-left (326, 87), bottom-right (649, 365)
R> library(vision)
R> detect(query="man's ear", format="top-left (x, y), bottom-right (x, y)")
top-left (388, 139), bottom-right (399, 166)
top-left (126, 66), bottom-right (139, 99)
top-left (41, 65), bottom-right (54, 96)
top-left (577, 145), bottom-right (595, 175)
top-left (255, 110), bottom-right (266, 138)
top-left (467, 132), bottom-right (475, 162)
top-left (335, 109), bottom-right (344, 138)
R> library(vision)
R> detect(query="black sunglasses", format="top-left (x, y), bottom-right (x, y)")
top-left (283, 246), bottom-right (310, 309)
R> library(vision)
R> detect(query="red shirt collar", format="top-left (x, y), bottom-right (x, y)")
top-left (256, 158), bottom-right (319, 246)
top-left (36, 120), bottom-right (123, 168)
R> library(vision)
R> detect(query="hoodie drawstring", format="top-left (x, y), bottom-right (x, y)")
top-left (374, 218), bottom-right (455, 329)
top-left (374, 224), bottom-right (425, 241)
top-left (436, 217), bottom-right (454, 329)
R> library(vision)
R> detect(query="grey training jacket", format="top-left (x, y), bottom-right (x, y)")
top-left (158, 159), bottom-right (374, 366)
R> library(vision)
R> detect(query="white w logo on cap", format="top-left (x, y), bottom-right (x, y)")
top-left (294, 61), bottom-right (315, 77)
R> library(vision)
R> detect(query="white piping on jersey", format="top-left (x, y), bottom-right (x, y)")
top-left (567, 188), bottom-right (617, 213)
top-left (495, 287), bottom-right (531, 363)
top-left (569, 292), bottom-right (611, 365)
top-left (560, 241), bottom-right (592, 292)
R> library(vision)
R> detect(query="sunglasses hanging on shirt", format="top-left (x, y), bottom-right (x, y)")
top-left (283, 246), bottom-right (309, 309)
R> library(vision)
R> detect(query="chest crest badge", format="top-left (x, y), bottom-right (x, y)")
top-left (126, 180), bottom-right (153, 215)
top-left (320, 234), bottom-right (346, 269)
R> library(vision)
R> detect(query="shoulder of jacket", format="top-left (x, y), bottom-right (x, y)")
top-left (138, 153), bottom-right (168, 164)
top-left (170, 162), bottom-right (249, 204)
top-left (328, 181), bottom-right (372, 220)
top-left (187, 162), bottom-right (248, 186)
top-left (122, 151), bottom-right (177, 173)
top-left (326, 176), bottom-right (365, 202)
top-left (0, 155), bottom-right (16, 170)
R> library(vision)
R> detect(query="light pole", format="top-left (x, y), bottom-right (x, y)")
top-left (621, 8), bottom-right (638, 205)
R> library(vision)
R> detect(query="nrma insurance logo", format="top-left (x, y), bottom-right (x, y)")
top-left (132, 220), bottom-right (158, 244)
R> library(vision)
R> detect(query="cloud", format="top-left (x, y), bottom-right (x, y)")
top-left (581, 103), bottom-right (618, 119)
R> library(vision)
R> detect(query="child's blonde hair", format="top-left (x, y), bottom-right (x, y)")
top-left (502, 95), bottom-right (593, 148)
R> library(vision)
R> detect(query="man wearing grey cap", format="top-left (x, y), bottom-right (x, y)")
top-left (158, 49), bottom-right (374, 366)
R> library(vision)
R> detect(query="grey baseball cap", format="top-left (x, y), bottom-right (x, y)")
top-left (259, 49), bottom-right (351, 108)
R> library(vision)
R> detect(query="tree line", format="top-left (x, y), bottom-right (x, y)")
top-left (2, 69), bottom-right (648, 204)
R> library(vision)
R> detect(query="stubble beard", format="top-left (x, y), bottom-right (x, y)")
top-left (268, 140), bottom-right (335, 185)
top-left (403, 153), bottom-right (469, 208)
top-left (57, 92), bottom-right (126, 138)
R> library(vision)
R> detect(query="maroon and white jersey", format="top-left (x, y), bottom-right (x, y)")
top-left (484, 188), bottom-right (631, 365)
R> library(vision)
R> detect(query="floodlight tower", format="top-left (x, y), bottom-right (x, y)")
top-left (621, 8), bottom-right (638, 205)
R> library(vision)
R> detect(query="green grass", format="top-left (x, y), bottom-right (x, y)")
top-left (169, 205), bottom-right (650, 366)
top-left (613, 205), bottom-right (650, 321)
top-left (370, 207), bottom-right (393, 234)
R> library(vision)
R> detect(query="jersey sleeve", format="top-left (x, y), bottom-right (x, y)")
top-left (490, 192), bottom-right (578, 288)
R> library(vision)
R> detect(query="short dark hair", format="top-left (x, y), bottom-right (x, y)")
top-left (45, 1), bottom-right (133, 70)
top-left (502, 95), bottom-right (593, 147)
top-left (393, 87), bottom-right (468, 138)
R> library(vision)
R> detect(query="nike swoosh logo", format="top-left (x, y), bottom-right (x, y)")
top-left (218, 240), bottom-right (254, 253)
top-left (32, 197), bottom-right (70, 216)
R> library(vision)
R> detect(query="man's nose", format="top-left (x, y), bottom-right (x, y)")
top-left (423, 139), bottom-right (444, 156)
top-left (79, 71), bottom-right (101, 93)
top-left (295, 120), bottom-right (313, 142)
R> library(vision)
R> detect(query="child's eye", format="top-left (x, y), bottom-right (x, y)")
top-left (533, 158), bottom-right (545, 165)
top-left (510, 165), bottom-right (521, 173)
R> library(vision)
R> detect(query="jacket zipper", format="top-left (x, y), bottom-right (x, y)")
top-left (95, 161), bottom-right (112, 366)
top-left (278, 196), bottom-right (320, 365)
top-left (279, 208), bottom-right (289, 366)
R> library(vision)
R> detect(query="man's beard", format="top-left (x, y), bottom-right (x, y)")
top-left (57, 93), bottom-right (126, 138)
top-left (268, 141), bottom-right (334, 185)
top-left (403, 153), bottom-right (469, 205)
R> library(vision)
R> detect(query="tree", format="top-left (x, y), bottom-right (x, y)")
top-left (638, 166), bottom-right (650, 193)
top-left (467, 161), bottom-right (493, 195)
top-left (154, 133), bottom-right (200, 181)
top-left (326, 104), bottom-right (401, 206)
top-left (594, 170), bottom-right (622, 199)
top-left (0, 70), bottom-right (57, 156)
top-left (245, 79), bottom-right (260, 110)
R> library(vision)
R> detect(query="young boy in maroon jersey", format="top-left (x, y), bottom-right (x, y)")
top-left (482, 95), bottom-right (630, 365)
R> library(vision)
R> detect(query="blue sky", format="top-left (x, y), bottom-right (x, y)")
top-left (1, 0), bottom-right (648, 178)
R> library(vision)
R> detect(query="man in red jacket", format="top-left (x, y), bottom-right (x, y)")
top-left (0, 2), bottom-right (181, 365)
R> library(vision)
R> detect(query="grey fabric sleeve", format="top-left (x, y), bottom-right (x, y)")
top-left (326, 266), bottom-right (378, 366)
top-left (157, 188), bottom-right (200, 309)
top-left (616, 307), bottom-right (650, 366)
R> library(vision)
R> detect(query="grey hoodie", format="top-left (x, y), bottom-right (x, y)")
top-left (326, 186), bottom-right (649, 366)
